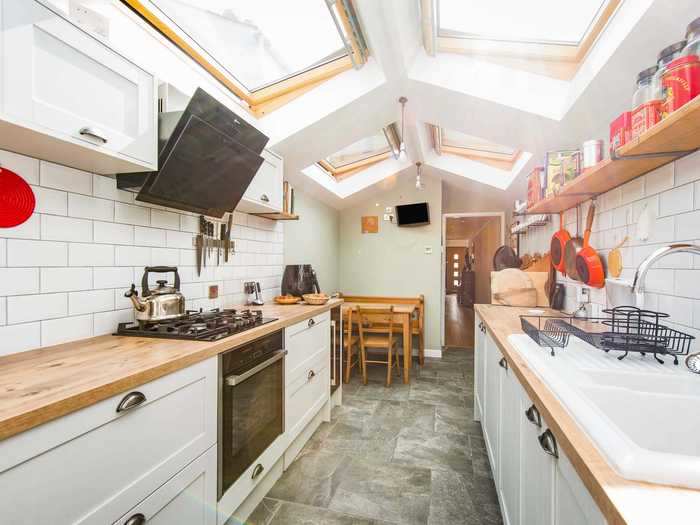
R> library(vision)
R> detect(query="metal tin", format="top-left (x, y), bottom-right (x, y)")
top-left (582, 140), bottom-right (604, 169)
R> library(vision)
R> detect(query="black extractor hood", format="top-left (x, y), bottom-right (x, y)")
top-left (117, 88), bottom-right (269, 217)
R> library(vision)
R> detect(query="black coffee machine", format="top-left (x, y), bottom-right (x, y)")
top-left (281, 264), bottom-right (320, 297)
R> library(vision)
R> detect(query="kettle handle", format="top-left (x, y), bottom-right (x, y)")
top-left (142, 266), bottom-right (180, 297)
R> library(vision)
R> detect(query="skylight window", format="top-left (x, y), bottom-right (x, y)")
top-left (319, 129), bottom-right (393, 179)
top-left (422, 0), bottom-right (621, 78)
top-left (430, 125), bottom-right (520, 168)
top-left (123, 0), bottom-right (368, 115)
top-left (438, 0), bottom-right (608, 45)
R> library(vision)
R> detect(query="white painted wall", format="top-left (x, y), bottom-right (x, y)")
top-left (0, 148), bottom-right (284, 356)
top-left (521, 151), bottom-right (700, 354)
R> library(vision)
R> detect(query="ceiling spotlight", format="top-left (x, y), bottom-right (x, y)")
top-left (415, 161), bottom-right (424, 190)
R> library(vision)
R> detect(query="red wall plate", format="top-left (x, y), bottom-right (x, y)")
top-left (0, 167), bottom-right (35, 228)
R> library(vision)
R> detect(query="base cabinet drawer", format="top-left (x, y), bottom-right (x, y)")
top-left (285, 312), bottom-right (330, 382)
top-left (0, 358), bottom-right (217, 525)
top-left (114, 446), bottom-right (217, 525)
top-left (286, 347), bottom-right (330, 443)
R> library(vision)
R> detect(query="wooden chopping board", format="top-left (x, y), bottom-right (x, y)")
top-left (491, 269), bottom-right (537, 307)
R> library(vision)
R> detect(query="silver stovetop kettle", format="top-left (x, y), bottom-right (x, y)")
top-left (125, 266), bottom-right (186, 323)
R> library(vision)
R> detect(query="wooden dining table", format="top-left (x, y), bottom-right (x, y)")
top-left (341, 302), bottom-right (417, 384)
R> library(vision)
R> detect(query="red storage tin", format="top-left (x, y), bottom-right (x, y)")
top-left (609, 111), bottom-right (632, 152)
top-left (631, 99), bottom-right (662, 139)
top-left (662, 55), bottom-right (700, 115)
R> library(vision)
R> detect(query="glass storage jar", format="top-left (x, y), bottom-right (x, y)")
top-left (631, 66), bottom-right (662, 139)
top-left (653, 41), bottom-right (687, 118)
top-left (682, 17), bottom-right (700, 57)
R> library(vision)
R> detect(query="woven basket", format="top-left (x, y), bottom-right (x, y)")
top-left (302, 293), bottom-right (329, 305)
top-left (274, 295), bottom-right (301, 305)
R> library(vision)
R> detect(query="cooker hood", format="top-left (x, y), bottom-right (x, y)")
top-left (117, 88), bottom-right (269, 217)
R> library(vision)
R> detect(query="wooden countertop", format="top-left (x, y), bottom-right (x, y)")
top-left (475, 304), bottom-right (700, 525)
top-left (0, 299), bottom-right (342, 442)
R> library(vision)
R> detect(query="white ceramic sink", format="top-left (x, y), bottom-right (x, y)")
top-left (509, 333), bottom-right (700, 489)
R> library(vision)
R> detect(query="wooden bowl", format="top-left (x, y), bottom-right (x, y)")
top-left (302, 293), bottom-right (329, 305)
top-left (274, 295), bottom-right (301, 305)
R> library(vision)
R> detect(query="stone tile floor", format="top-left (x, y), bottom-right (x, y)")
top-left (247, 349), bottom-right (502, 525)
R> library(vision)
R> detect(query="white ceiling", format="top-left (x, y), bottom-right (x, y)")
top-left (257, 0), bottom-right (698, 210)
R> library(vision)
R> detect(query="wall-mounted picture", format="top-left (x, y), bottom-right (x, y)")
top-left (361, 215), bottom-right (379, 233)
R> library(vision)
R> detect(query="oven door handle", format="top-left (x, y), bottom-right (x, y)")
top-left (225, 350), bottom-right (287, 386)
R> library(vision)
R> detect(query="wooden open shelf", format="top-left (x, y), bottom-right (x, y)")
top-left (252, 211), bottom-right (299, 221)
top-left (527, 95), bottom-right (700, 214)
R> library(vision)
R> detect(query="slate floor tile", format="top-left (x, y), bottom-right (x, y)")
top-left (392, 426), bottom-right (472, 474)
top-left (267, 500), bottom-right (384, 525)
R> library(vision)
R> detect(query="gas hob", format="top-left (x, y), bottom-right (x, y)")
top-left (115, 308), bottom-right (277, 341)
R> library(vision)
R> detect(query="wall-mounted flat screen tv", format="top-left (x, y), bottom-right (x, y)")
top-left (396, 202), bottom-right (430, 226)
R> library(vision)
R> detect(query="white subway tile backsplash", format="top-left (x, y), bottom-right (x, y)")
top-left (94, 267), bottom-right (134, 289)
top-left (658, 295), bottom-right (694, 327)
top-left (32, 186), bottom-right (68, 215)
top-left (166, 230), bottom-right (193, 249)
top-left (115, 202), bottom-right (150, 226)
top-left (674, 150), bottom-right (700, 187)
top-left (69, 243), bottom-right (114, 267)
top-left (68, 194), bottom-right (114, 221)
top-left (645, 163), bottom-right (674, 195)
top-left (0, 268), bottom-right (40, 295)
top-left (676, 210), bottom-right (700, 241)
top-left (41, 314), bottom-right (93, 347)
top-left (134, 226), bottom-right (166, 247)
top-left (115, 246), bottom-right (151, 266)
top-left (674, 270), bottom-right (700, 299)
top-left (8, 293), bottom-right (67, 324)
top-left (659, 185), bottom-right (694, 216)
top-left (92, 174), bottom-right (133, 203)
top-left (41, 267), bottom-right (93, 293)
top-left (69, 289), bottom-right (114, 316)
top-left (94, 221), bottom-right (133, 245)
top-left (0, 323), bottom-right (41, 356)
top-left (94, 309), bottom-right (133, 336)
top-left (151, 247), bottom-right (179, 266)
top-left (0, 150), bottom-right (39, 184)
top-left (1, 148), bottom-right (283, 354)
top-left (41, 215), bottom-right (92, 242)
top-left (40, 161), bottom-right (92, 195)
top-left (7, 240), bottom-right (67, 267)
top-left (150, 209), bottom-right (180, 230)
top-left (620, 177), bottom-right (645, 205)
top-left (2, 214), bottom-right (40, 240)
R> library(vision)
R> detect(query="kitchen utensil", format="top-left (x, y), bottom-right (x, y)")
top-left (520, 253), bottom-right (533, 269)
top-left (0, 167), bottom-right (35, 228)
top-left (545, 259), bottom-right (556, 305)
top-left (125, 266), bottom-right (186, 323)
top-left (582, 140), bottom-right (604, 169)
top-left (244, 281), bottom-right (264, 305)
top-left (575, 202), bottom-right (605, 288)
top-left (637, 203), bottom-right (651, 241)
top-left (493, 245), bottom-right (521, 271)
top-left (551, 283), bottom-right (565, 310)
top-left (225, 213), bottom-right (233, 262)
top-left (564, 206), bottom-right (584, 281)
top-left (303, 293), bottom-right (330, 305)
top-left (551, 212), bottom-right (571, 274)
top-left (526, 252), bottom-right (551, 273)
top-left (491, 269), bottom-right (537, 307)
top-left (200, 216), bottom-right (207, 267)
top-left (607, 236), bottom-right (629, 278)
top-left (195, 234), bottom-right (203, 276)
top-left (686, 353), bottom-right (700, 374)
top-left (274, 295), bottom-right (302, 305)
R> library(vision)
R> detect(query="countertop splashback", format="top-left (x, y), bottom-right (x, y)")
top-left (0, 148), bottom-right (284, 356)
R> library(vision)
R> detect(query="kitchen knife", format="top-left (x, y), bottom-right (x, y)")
top-left (200, 216), bottom-right (208, 268)
top-left (195, 234), bottom-right (203, 276)
top-left (225, 213), bottom-right (233, 262)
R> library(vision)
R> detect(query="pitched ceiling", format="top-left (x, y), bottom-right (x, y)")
top-left (256, 0), bottom-right (698, 210)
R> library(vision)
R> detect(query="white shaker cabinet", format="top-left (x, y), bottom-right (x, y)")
top-left (0, 0), bottom-right (157, 173)
top-left (236, 149), bottom-right (284, 214)
top-left (475, 316), bottom-right (607, 525)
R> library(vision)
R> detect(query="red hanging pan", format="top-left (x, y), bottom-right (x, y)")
top-left (575, 202), bottom-right (605, 288)
top-left (550, 212), bottom-right (571, 274)
top-left (0, 167), bottom-right (35, 228)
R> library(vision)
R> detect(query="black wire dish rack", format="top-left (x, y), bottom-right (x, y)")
top-left (520, 306), bottom-right (695, 364)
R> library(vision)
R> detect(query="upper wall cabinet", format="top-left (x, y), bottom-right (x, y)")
top-left (0, 0), bottom-right (157, 174)
top-left (236, 149), bottom-right (284, 214)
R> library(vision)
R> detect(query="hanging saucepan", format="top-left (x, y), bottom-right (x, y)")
top-left (564, 206), bottom-right (584, 281)
top-left (550, 212), bottom-right (571, 274)
top-left (575, 202), bottom-right (605, 288)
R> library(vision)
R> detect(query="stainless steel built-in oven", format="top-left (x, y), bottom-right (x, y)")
top-left (218, 330), bottom-right (285, 498)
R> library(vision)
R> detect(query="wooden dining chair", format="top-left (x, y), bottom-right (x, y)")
top-left (343, 307), bottom-right (361, 383)
top-left (357, 306), bottom-right (400, 386)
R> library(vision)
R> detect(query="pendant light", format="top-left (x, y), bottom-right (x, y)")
top-left (415, 161), bottom-right (424, 190)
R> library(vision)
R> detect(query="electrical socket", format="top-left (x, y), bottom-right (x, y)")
top-left (576, 287), bottom-right (590, 303)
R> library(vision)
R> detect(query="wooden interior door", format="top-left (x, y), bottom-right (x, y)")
top-left (445, 247), bottom-right (467, 293)
top-left (472, 218), bottom-right (501, 305)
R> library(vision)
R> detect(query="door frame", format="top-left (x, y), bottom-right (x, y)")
top-left (441, 212), bottom-right (506, 348)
